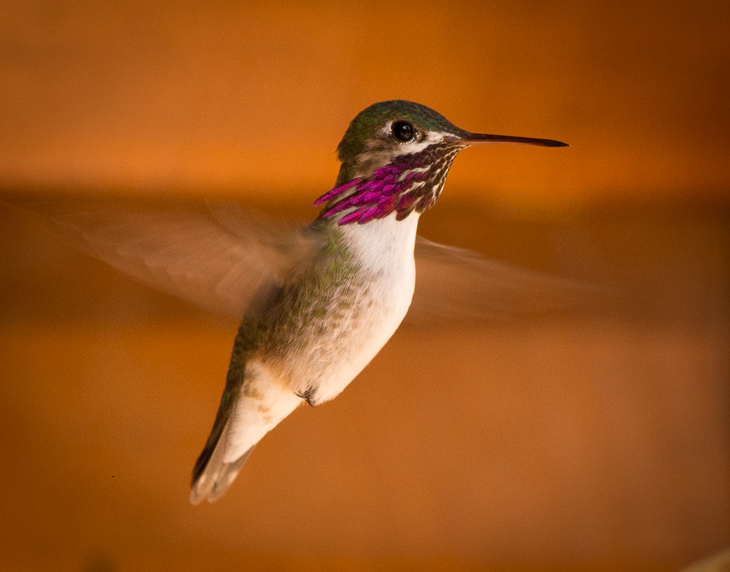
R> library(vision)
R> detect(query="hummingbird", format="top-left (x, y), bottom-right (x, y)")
top-left (11, 100), bottom-right (568, 504)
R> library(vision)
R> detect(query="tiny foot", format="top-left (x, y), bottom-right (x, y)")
top-left (296, 387), bottom-right (317, 407)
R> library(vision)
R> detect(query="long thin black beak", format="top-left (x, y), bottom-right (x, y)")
top-left (456, 132), bottom-right (569, 147)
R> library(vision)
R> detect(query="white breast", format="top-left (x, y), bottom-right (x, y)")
top-left (313, 212), bottom-right (420, 402)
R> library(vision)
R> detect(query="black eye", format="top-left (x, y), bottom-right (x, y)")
top-left (392, 120), bottom-right (415, 143)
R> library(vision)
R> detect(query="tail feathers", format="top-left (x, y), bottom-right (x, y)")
top-left (189, 360), bottom-right (303, 504)
top-left (189, 429), bottom-right (254, 504)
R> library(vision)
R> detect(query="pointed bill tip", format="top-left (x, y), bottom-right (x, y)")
top-left (540, 139), bottom-right (570, 148)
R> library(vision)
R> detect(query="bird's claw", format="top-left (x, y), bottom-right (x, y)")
top-left (296, 387), bottom-right (317, 407)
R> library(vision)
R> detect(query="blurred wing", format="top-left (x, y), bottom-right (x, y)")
top-left (408, 236), bottom-right (599, 325)
top-left (11, 199), bottom-right (320, 318)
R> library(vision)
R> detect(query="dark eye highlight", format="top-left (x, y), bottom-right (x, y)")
top-left (392, 120), bottom-right (416, 143)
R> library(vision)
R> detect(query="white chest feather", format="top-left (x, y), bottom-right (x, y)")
top-left (313, 213), bottom-right (420, 401)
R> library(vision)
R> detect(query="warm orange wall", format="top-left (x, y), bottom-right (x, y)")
top-left (1, 5), bottom-right (729, 570)
top-left (1, 0), bottom-right (728, 208)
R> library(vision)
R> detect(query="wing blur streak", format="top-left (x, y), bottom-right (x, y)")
top-left (12, 199), bottom-right (320, 319)
top-left (407, 237), bottom-right (599, 325)
top-left (9, 199), bottom-right (596, 323)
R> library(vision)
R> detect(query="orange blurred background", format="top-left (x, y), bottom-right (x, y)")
top-left (1, 1), bottom-right (729, 571)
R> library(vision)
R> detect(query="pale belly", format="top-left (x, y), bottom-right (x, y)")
top-left (304, 262), bottom-right (415, 403)
top-left (259, 214), bottom-right (419, 404)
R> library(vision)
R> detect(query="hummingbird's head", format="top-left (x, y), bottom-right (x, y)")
top-left (315, 100), bottom-right (567, 225)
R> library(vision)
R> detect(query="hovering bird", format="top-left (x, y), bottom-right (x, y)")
top-left (14, 100), bottom-right (569, 503)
